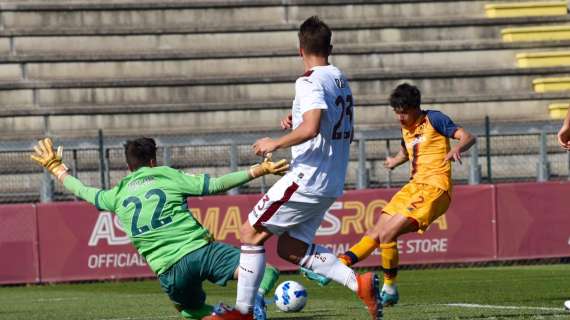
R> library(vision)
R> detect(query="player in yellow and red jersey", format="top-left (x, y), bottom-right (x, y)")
top-left (337, 83), bottom-right (476, 306)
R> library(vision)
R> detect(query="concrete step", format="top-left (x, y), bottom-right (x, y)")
top-left (2, 91), bottom-right (568, 137)
top-left (0, 1), bottom-right (494, 29)
top-left (0, 65), bottom-right (565, 104)
top-left (9, 40), bottom-right (570, 80)
top-left (9, 15), bottom-right (570, 54)
top-left (0, 65), bottom-right (567, 109)
top-left (0, 0), bottom-right (520, 31)
top-left (0, 0), bottom-right (510, 10)
top-left (5, 39), bottom-right (570, 62)
top-left (485, 1), bottom-right (568, 18)
top-left (516, 50), bottom-right (570, 68)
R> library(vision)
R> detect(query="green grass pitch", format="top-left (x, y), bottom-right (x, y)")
top-left (1, 264), bottom-right (569, 319)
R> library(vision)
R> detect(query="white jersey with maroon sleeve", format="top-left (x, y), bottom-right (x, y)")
top-left (290, 64), bottom-right (354, 198)
top-left (247, 65), bottom-right (354, 242)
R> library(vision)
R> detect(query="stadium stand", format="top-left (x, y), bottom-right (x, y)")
top-left (0, 0), bottom-right (569, 202)
top-left (495, 1), bottom-right (570, 121)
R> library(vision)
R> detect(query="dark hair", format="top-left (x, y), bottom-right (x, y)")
top-left (390, 83), bottom-right (422, 111)
top-left (124, 137), bottom-right (157, 171)
top-left (298, 16), bottom-right (332, 57)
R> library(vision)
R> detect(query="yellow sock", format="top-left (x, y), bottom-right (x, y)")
top-left (380, 242), bottom-right (399, 285)
top-left (341, 235), bottom-right (379, 266)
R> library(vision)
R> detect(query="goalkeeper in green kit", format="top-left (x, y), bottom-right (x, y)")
top-left (31, 137), bottom-right (288, 320)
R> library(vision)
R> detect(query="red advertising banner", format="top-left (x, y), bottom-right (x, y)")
top-left (13, 181), bottom-right (566, 284)
top-left (496, 182), bottom-right (570, 260)
top-left (36, 202), bottom-right (153, 282)
top-left (0, 204), bottom-right (39, 284)
top-left (189, 185), bottom-right (497, 271)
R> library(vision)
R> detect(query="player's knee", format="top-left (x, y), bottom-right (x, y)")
top-left (368, 212), bottom-right (388, 238)
top-left (240, 225), bottom-right (258, 244)
top-left (240, 222), bottom-right (265, 245)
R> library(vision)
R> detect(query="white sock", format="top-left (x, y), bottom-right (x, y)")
top-left (300, 244), bottom-right (358, 292)
top-left (382, 283), bottom-right (397, 295)
top-left (235, 245), bottom-right (266, 314)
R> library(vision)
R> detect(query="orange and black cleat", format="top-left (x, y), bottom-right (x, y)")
top-left (356, 272), bottom-right (384, 320)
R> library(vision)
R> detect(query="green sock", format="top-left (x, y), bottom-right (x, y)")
top-left (180, 304), bottom-right (213, 319)
top-left (258, 265), bottom-right (280, 296)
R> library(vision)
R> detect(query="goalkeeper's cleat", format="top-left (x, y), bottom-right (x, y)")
top-left (380, 287), bottom-right (399, 307)
top-left (202, 303), bottom-right (253, 320)
top-left (253, 293), bottom-right (267, 320)
top-left (300, 267), bottom-right (331, 286)
top-left (356, 272), bottom-right (383, 320)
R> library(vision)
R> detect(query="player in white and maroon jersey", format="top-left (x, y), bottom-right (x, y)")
top-left (204, 16), bottom-right (383, 320)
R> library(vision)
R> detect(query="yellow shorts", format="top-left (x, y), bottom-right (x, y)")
top-left (382, 182), bottom-right (450, 232)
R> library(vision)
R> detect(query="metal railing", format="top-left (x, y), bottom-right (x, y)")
top-left (2, 118), bottom-right (569, 204)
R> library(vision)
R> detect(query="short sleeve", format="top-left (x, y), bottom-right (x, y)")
top-left (176, 171), bottom-right (209, 196)
top-left (427, 110), bottom-right (459, 138)
top-left (296, 77), bottom-right (328, 114)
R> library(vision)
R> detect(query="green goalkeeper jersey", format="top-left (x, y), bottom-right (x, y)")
top-left (63, 166), bottom-right (251, 275)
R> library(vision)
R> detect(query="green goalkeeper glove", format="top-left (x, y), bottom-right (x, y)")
top-left (30, 137), bottom-right (68, 180)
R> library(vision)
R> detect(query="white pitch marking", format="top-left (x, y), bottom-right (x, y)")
top-left (35, 297), bottom-right (82, 302)
top-left (443, 303), bottom-right (563, 311)
top-left (19, 293), bottom-right (164, 303)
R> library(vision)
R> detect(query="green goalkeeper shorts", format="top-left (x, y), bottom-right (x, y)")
top-left (158, 241), bottom-right (240, 310)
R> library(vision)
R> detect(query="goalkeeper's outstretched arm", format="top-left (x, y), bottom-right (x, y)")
top-left (30, 138), bottom-right (113, 210)
top-left (194, 157), bottom-right (290, 195)
top-left (61, 175), bottom-right (109, 209)
top-left (31, 137), bottom-right (289, 205)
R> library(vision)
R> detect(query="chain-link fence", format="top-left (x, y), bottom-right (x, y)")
top-left (2, 127), bottom-right (569, 204)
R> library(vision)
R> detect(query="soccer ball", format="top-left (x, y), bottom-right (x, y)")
top-left (564, 300), bottom-right (570, 311)
top-left (273, 281), bottom-right (308, 312)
